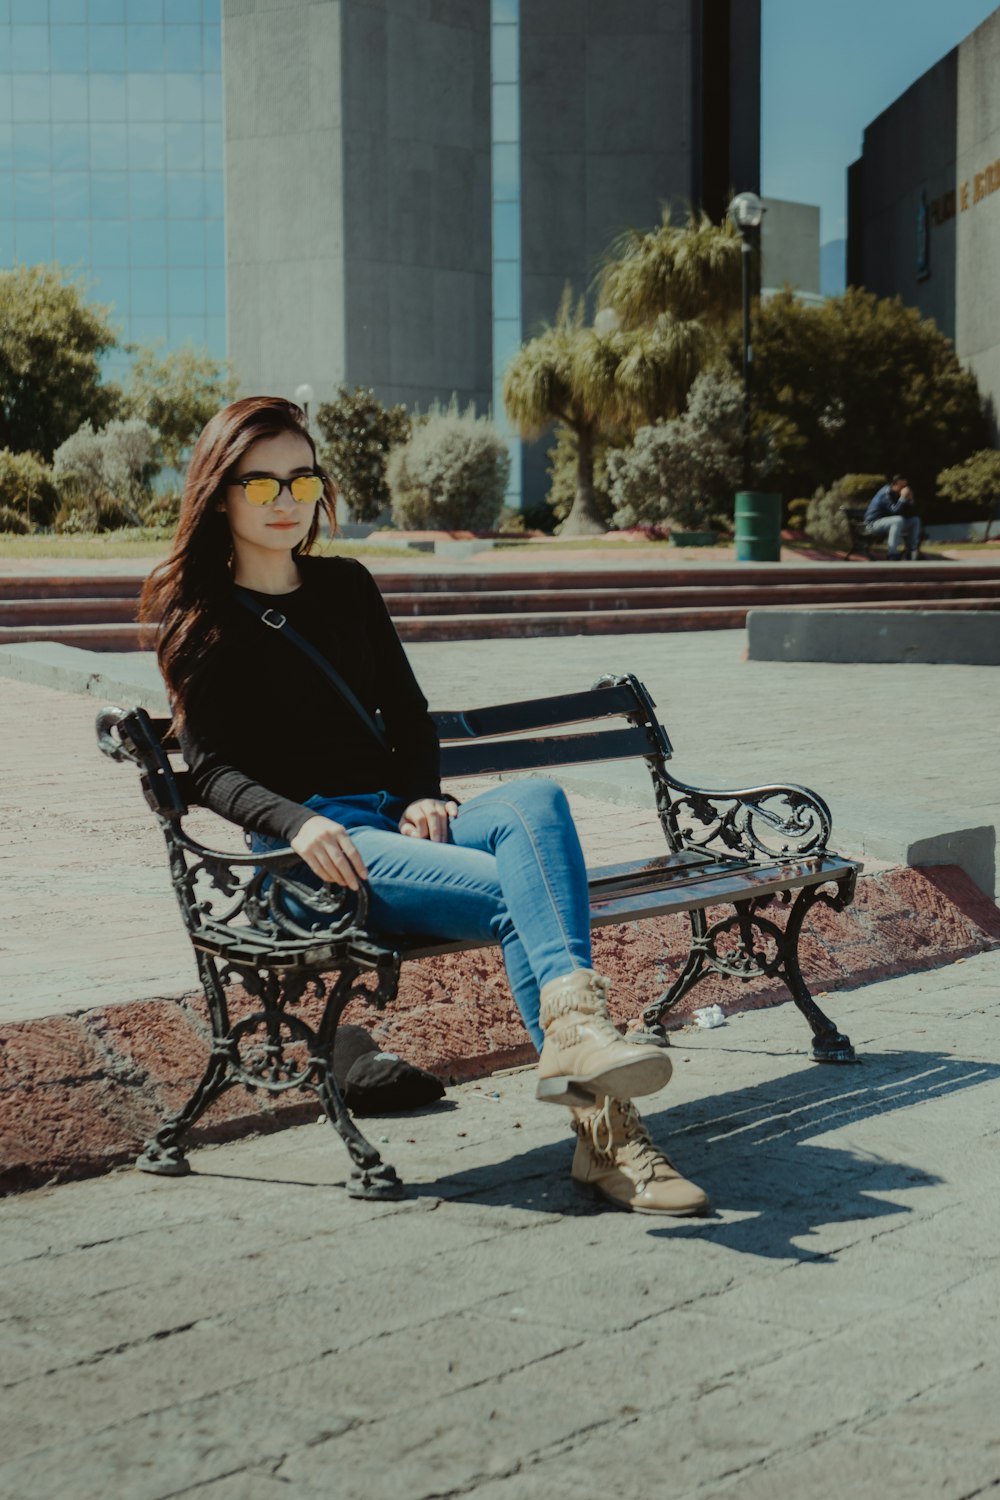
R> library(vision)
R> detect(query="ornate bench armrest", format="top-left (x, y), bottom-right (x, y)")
top-left (658, 771), bottom-right (833, 860)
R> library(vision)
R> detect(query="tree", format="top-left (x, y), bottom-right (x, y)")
top-left (125, 345), bottom-right (238, 471)
top-left (386, 399), bottom-right (509, 531)
top-left (314, 386), bottom-right (411, 522)
top-left (937, 450), bottom-right (1000, 540)
top-left (745, 288), bottom-right (988, 509)
top-left (597, 208), bottom-right (742, 332)
top-left (503, 293), bottom-right (709, 535)
top-left (0, 265), bottom-right (121, 459)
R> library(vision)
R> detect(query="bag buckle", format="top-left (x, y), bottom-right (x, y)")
top-left (261, 608), bottom-right (286, 630)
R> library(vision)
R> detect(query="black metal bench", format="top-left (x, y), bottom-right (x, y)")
top-left (96, 673), bottom-right (860, 1201)
top-left (843, 505), bottom-right (881, 560)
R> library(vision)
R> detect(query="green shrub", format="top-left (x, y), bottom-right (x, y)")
top-left (938, 450), bottom-right (1000, 539)
top-left (315, 386), bottom-right (411, 522)
top-left (0, 502), bottom-right (31, 533)
top-left (386, 400), bottom-right (510, 531)
top-left (786, 498), bottom-right (810, 532)
top-left (0, 448), bottom-right (60, 528)
top-left (52, 417), bottom-right (160, 531)
top-left (805, 473), bottom-right (885, 550)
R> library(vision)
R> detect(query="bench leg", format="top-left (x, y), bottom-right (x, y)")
top-left (776, 883), bottom-right (857, 1064)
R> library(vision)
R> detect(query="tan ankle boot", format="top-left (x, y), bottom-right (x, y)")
top-left (535, 970), bottom-right (672, 1106)
top-left (570, 1096), bottom-right (710, 1216)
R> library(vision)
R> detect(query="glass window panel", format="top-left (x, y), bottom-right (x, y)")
top-left (0, 76), bottom-right (11, 120)
top-left (128, 122), bottom-right (165, 169)
top-left (165, 121), bottom-right (201, 169)
top-left (168, 265), bottom-right (204, 315)
top-left (128, 314), bottom-right (168, 344)
top-left (169, 314), bottom-right (206, 346)
top-left (0, 219), bottom-right (15, 263)
top-left (89, 265), bottom-right (129, 311)
top-left (205, 264), bottom-right (224, 315)
top-left (126, 71), bottom-right (164, 120)
top-left (0, 124), bottom-right (9, 172)
top-left (14, 170), bottom-right (50, 216)
top-left (202, 119), bottom-right (221, 169)
top-left (13, 0), bottom-right (47, 20)
top-left (203, 74), bottom-right (221, 122)
top-left (201, 0), bottom-right (218, 19)
top-left (50, 26), bottom-right (88, 72)
top-left (493, 260), bottom-right (520, 319)
top-left (12, 75), bottom-right (50, 121)
top-left (490, 26), bottom-right (517, 83)
top-left (127, 0), bottom-right (162, 19)
top-left (130, 216), bottom-right (168, 267)
top-left (91, 218), bottom-right (128, 265)
top-left (491, 82), bottom-right (518, 143)
top-left (127, 23), bottom-right (163, 71)
top-left (51, 122), bottom-right (88, 169)
top-left (169, 0), bottom-right (201, 20)
top-left (14, 220), bottom-right (53, 263)
top-left (205, 315), bottom-right (225, 356)
top-left (52, 171), bottom-right (88, 218)
top-left (89, 73), bottom-right (126, 120)
top-left (89, 0), bottom-right (126, 21)
top-left (90, 170), bottom-right (127, 215)
top-left (89, 24), bottom-right (125, 70)
top-left (204, 216), bottom-right (223, 266)
top-left (53, 219), bottom-right (89, 264)
top-left (168, 216), bottom-right (202, 266)
top-left (13, 122), bottom-right (50, 168)
top-left (164, 23), bottom-right (200, 71)
top-left (203, 167), bottom-right (221, 214)
top-left (493, 317), bottom-right (522, 369)
top-left (165, 169), bottom-right (202, 218)
top-left (0, 34), bottom-right (8, 73)
top-left (0, 170), bottom-right (12, 215)
top-left (131, 268), bottom-right (167, 315)
top-left (130, 169), bottom-right (166, 217)
top-left (203, 23), bottom-right (220, 71)
top-left (90, 122), bottom-right (128, 169)
top-left (51, 74), bottom-right (89, 119)
top-left (165, 72), bottom-right (202, 120)
top-left (492, 142), bottom-right (518, 201)
top-left (11, 26), bottom-right (49, 70)
top-left (52, 0), bottom-right (87, 20)
top-left (492, 200), bottom-right (519, 260)
top-left (491, 0), bottom-right (518, 24)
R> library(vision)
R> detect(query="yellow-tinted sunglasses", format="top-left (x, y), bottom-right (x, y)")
top-left (233, 472), bottom-right (325, 506)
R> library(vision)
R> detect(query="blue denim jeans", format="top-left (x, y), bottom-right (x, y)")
top-left (868, 513), bottom-right (920, 558)
top-left (250, 778), bottom-right (592, 1050)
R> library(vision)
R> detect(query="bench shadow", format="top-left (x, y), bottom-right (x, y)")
top-left (407, 1048), bottom-right (1000, 1261)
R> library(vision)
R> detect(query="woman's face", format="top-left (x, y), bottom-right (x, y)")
top-left (223, 429), bottom-right (319, 563)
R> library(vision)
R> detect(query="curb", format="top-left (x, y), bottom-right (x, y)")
top-left (3, 864), bottom-right (998, 1195)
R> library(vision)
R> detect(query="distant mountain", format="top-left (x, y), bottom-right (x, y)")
top-left (821, 240), bottom-right (846, 297)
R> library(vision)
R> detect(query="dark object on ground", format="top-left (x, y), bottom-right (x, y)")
top-left (96, 676), bottom-right (859, 1200)
top-left (334, 1025), bottom-right (445, 1114)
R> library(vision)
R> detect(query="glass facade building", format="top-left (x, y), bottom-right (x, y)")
top-left (0, 0), bottom-right (224, 383)
top-left (490, 0), bottom-right (521, 510)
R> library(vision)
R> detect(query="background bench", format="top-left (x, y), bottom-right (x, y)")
top-left (96, 673), bottom-right (860, 1201)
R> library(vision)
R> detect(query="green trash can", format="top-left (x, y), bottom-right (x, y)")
top-left (734, 491), bottom-right (782, 562)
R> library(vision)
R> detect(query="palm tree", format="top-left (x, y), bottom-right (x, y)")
top-left (503, 293), bottom-right (709, 536)
top-left (596, 208), bottom-right (743, 332)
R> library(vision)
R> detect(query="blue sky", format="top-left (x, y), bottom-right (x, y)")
top-left (761, 0), bottom-right (1000, 247)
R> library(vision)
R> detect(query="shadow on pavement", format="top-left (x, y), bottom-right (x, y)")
top-left (406, 1049), bottom-right (999, 1259)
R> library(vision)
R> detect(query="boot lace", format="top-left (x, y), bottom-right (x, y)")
top-left (577, 1098), bottom-right (674, 1184)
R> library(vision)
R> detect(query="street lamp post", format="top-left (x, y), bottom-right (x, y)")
top-left (294, 382), bottom-right (315, 424)
top-left (728, 192), bottom-right (764, 491)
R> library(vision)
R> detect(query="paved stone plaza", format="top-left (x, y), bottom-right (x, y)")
top-left (2, 952), bottom-right (999, 1498)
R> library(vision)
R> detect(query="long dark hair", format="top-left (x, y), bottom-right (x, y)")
top-left (139, 396), bottom-right (337, 723)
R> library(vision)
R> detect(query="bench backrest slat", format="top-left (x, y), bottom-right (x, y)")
top-left (440, 725), bottom-right (654, 779)
top-left (431, 683), bottom-right (642, 741)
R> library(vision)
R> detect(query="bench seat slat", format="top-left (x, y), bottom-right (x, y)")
top-left (440, 725), bottom-right (654, 779)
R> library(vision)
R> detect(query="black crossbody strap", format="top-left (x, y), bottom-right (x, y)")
top-left (234, 587), bottom-right (390, 752)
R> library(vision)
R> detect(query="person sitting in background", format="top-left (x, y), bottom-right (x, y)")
top-left (864, 474), bottom-right (921, 560)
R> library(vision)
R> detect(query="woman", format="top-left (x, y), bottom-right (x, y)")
top-left (140, 396), bottom-right (708, 1217)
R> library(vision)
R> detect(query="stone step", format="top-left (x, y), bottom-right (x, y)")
top-left (3, 594), bottom-right (998, 650)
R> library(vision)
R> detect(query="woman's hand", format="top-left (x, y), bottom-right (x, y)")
top-left (290, 815), bottom-right (368, 889)
top-left (399, 798), bottom-right (459, 842)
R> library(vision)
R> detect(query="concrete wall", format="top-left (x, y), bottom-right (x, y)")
top-left (761, 197), bottom-right (820, 295)
top-left (223, 0), bottom-right (346, 404)
top-left (956, 10), bottom-right (1000, 430)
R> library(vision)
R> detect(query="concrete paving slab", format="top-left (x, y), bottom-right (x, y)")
top-left (747, 606), bottom-right (1000, 663)
top-left (0, 952), bottom-right (997, 1499)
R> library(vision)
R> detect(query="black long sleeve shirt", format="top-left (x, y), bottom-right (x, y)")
top-left (179, 555), bottom-right (441, 843)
